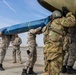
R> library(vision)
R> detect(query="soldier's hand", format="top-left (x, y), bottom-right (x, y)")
top-left (48, 60), bottom-right (51, 63)
top-left (62, 6), bottom-right (69, 17)
top-left (27, 50), bottom-right (30, 54)
top-left (14, 44), bottom-right (18, 46)
top-left (0, 32), bottom-right (2, 37)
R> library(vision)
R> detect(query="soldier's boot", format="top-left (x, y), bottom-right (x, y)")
top-left (13, 55), bottom-right (16, 63)
top-left (18, 58), bottom-right (22, 64)
top-left (21, 69), bottom-right (27, 75)
top-left (18, 60), bottom-right (22, 64)
top-left (61, 66), bottom-right (67, 73)
top-left (0, 64), bottom-right (5, 71)
top-left (13, 59), bottom-right (16, 63)
top-left (18, 52), bottom-right (22, 64)
top-left (67, 66), bottom-right (76, 74)
top-left (28, 67), bottom-right (37, 74)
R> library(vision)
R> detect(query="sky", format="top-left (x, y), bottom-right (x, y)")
top-left (0, 0), bottom-right (51, 46)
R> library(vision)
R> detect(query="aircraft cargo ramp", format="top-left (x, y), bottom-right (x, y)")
top-left (38, 0), bottom-right (76, 15)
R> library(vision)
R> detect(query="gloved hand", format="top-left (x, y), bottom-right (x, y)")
top-left (62, 6), bottom-right (69, 17)
top-left (27, 50), bottom-right (30, 54)
top-left (0, 32), bottom-right (2, 36)
top-left (47, 60), bottom-right (51, 63)
top-left (41, 23), bottom-right (45, 28)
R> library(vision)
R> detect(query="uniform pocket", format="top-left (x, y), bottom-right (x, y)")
top-left (46, 43), bottom-right (63, 53)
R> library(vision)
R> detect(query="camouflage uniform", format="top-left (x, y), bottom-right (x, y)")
top-left (24, 27), bottom-right (41, 71)
top-left (42, 12), bottom-right (75, 75)
top-left (0, 35), bottom-right (15, 64)
top-left (63, 26), bottom-right (76, 66)
top-left (12, 35), bottom-right (22, 63)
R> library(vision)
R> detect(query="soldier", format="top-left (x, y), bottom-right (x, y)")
top-left (0, 34), bottom-right (15, 71)
top-left (62, 27), bottom-right (76, 74)
top-left (42, 7), bottom-right (75, 75)
top-left (12, 34), bottom-right (22, 64)
top-left (21, 27), bottom-right (42, 75)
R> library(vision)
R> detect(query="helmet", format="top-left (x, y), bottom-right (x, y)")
top-left (52, 10), bottom-right (62, 19)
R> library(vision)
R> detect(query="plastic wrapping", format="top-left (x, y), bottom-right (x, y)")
top-left (0, 16), bottom-right (50, 35)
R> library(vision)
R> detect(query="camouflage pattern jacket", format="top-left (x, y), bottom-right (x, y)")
top-left (42, 12), bottom-right (75, 53)
top-left (27, 27), bottom-right (41, 46)
top-left (12, 36), bottom-right (22, 46)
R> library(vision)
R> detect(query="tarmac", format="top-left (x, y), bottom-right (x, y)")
top-left (0, 47), bottom-right (76, 75)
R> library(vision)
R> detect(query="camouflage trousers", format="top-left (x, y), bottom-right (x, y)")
top-left (43, 53), bottom-right (63, 75)
top-left (24, 45), bottom-right (37, 70)
top-left (0, 42), bottom-right (9, 64)
top-left (63, 42), bottom-right (76, 66)
top-left (13, 46), bottom-right (21, 62)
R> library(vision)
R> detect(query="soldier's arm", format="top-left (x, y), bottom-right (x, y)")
top-left (10, 35), bottom-right (15, 45)
top-left (19, 38), bottom-right (22, 44)
top-left (61, 12), bottom-right (75, 27)
top-left (30, 27), bottom-right (42, 34)
top-left (11, 35), bottom-right (15, 41)
top-left (51, 28), bottom-right (66, 36)
top-left (17, 37), bottom-right (22, 45)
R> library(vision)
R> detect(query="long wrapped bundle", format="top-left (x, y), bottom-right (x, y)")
top-left (0, 27), bottom-right (9, 36)
top-left (0, 16), bottom-right (50, 35)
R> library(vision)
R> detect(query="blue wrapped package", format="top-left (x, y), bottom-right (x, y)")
top-left (0, 27), bottom-right (9, 34)
top-left (3, 16), bottom-right (50, 35)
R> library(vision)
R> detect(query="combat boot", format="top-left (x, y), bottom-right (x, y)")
top-left (18, 59), bottom-right (22, 64)
top-left (61, 66), bottom-right (67, 73)
top-left (67, 66), bottom-right (76, 74)
top-left (18, 55), bottom-right (22, 64)
top-left (28, 67), bottom-right (37, 75)
top-left (21, 69), bottom-right (27, 75)
top-left (0, 64), bottom-right (5, 71)
top-left (13, 57), bottom-right (16, 63)
top-left (13, 60), bottom-right (16, 63)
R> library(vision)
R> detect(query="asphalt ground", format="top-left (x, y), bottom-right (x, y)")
top-left (0, 47), bottom-right (76, 75)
